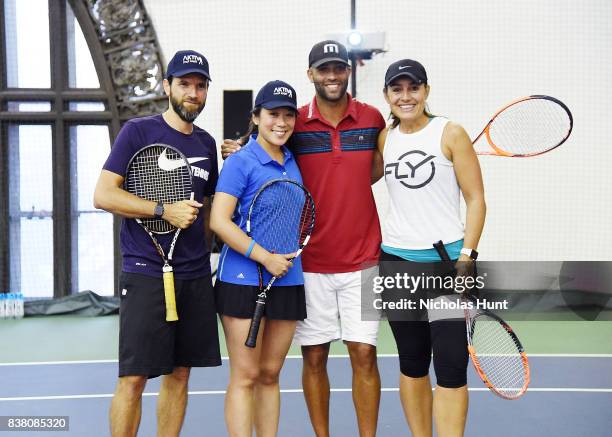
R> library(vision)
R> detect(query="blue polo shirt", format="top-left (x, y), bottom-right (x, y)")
top-left (216, 136), bottom-right (305, 286)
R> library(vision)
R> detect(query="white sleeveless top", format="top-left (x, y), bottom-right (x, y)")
top-left (382, 116), bottom-right (464, 249)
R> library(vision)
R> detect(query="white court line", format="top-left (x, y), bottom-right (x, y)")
top-left (0, 359), bottom-right (118, 366)
top-left (2, 387), bottom-right (612, 402)
top-left (333, 354), bottom-right (612, 358)
top-left (2, 353), bottom-right (612, 366)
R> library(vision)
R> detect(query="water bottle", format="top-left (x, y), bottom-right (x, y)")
top-left (0, 293), bottom-right (5, 319)
top-left (12, 293), bottom-right (20, 319)
top-left (2, 293), bottom-right (9, 319)
top-left (16, 292), bottom-right (24, 319)
top-left (12, 293), bottom-right (18, 319)
top-left (6, 293), bottom-right (14, 319)
top-left (4, 293), bottom-right (10, 319)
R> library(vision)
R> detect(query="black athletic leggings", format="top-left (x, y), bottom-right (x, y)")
top-left (379, 251), bottom-right (468, 388)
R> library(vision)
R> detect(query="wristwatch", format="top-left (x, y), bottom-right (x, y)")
top-left (153, 201), bottom-right (164, 219)
top-left (460, 247), bottom-right (478, 260)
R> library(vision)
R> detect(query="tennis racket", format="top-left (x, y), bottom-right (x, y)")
top-left (124, 144), bottom-right (194, 322)
top-left (473, 95), bottom-right (573, 157)
top-left (433, 241), bottom-right (530, 399)
top-left (245, 179), bottom-right (316, 348)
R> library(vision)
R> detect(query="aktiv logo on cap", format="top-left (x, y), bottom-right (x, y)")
top-left (273, 87), bottom-right (293, 98)
top-left (182, 54), bottom-right (205, 65)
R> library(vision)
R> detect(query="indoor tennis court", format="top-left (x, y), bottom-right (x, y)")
top-left (2, 318), bottom-right (612, 435)
top-left (1, 0), bottom-right (611, 436)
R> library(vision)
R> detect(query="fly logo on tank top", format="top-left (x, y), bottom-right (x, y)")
top-left (384, 150), bottom-right (436, 189)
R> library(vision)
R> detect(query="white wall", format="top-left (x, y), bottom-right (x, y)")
top-left (144, 0), bottom-right (612, 260)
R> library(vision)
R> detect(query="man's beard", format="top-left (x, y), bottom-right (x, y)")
top-left (313, 79), bottom-right (349, 103)
top-left (170, 94), bottom-right (205, 123)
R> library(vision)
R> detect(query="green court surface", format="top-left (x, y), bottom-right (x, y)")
top-left (1, 316), bottom-right (611, 363)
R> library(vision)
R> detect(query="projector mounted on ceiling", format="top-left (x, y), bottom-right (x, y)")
top-left (325, 30), bottom-right (386, 59)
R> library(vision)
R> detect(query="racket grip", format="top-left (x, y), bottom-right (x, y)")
top-left (433, 240), bottom-right (452, 262)
top-left (163, 267), bottom-right (179, 322)
top-left (245, 300), bottom-right (266, 348)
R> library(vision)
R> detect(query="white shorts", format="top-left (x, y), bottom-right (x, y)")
top-left (294, 267), bottom-right (381, 347)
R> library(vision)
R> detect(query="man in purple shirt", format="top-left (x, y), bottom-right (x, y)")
top-left (94, 50), bottom-right (221, 437)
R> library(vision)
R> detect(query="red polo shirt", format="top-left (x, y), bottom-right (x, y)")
top-left (289, 95), bottom-right (385, 273)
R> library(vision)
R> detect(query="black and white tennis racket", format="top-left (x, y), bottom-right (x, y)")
top-left (124, 144), bottom-right (194, 322)
top-left (473, 95), bottom-right (573, 157)
top-left (433, 241), bottom-right (530, 399)
top-left (244, 179), bottom-right (316, 348)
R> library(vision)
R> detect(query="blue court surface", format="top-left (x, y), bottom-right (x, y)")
top-left (2, 354), bottom-right (611, 436)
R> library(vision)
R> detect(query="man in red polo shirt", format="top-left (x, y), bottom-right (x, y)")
top-left (222, 41), bottom-right (385, 437)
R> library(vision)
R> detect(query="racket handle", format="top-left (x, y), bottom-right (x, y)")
top-left (163, 267), bottom-right (179, 322)
top-left (433, 240), bottom-right (452, 263)
top-left (245, 299), bottom-right (266, 348)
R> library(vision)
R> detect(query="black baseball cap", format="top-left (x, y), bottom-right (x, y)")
top-left (308, 40), bottom-right (350, 68)
top-left (166, 50), bottom-right (211, 81)
top-left (254, 80), bottom-right (298, 111)
top-left (384, 59), bottom-right (427, 87)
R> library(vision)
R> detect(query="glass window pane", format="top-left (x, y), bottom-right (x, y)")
top-left (8, 125), bottom-right (54, 298)
top-left (77, 213), bottom-right (114, 296)
top-left (4, 0), bottom-right (51, 88)
top-left (68, 102), bottom-right (106, 112)
top-left (71, 125), bottom-right (114, 295)
top-left (16, 219), bottom-right (54, 298)
top-left (66, 0), bottom-right (100, 88)
top-left (7, 101), bottom-right (52, 112)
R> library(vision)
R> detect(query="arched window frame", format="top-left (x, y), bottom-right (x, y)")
top-left (0, 0), bottom-right (167, 296)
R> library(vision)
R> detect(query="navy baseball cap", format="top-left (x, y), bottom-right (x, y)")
top-left (384, 59), bottom-right (427, 87)
top-left (308, 40), bottom-right (350, 68)
top-left (254, 80), bottom-right (298, 111)
top-left (166, 50), bottom-right (211, 81)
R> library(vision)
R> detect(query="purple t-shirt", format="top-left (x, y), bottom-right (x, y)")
top-left (103, 114), bottom-right (218, 279)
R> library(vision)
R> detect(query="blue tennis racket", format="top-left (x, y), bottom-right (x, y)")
top-left (244, 179), bottom-right (315, 348)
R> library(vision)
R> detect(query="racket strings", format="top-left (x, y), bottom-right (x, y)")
top-left (250, 181), bottom-right (315, 255)
top-left (125, 145), bottom-right (191, 233)
top-left (487, 98), bottom-right (571, 156)
top-left (470, 317), bottom-right (528, 397)
top-left (298, 196), bottom-right (316, 243)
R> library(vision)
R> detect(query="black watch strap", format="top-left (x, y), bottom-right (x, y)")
top-left (153, 201), bottom-right (164, 219)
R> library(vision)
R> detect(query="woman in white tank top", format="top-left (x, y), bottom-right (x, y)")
top-left (375, 59), bottom-right (486, 437)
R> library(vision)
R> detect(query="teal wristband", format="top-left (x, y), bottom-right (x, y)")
top-left (245, 239), bottom-right (256, 258)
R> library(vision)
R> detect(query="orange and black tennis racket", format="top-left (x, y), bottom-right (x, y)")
top-left (473, 95), bottom-right (573, 157)
top-left (433, 241), bottom-right (530, 399)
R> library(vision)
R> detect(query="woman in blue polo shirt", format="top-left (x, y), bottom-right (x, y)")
top-left (210, 80), bottom-right (305, 436)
